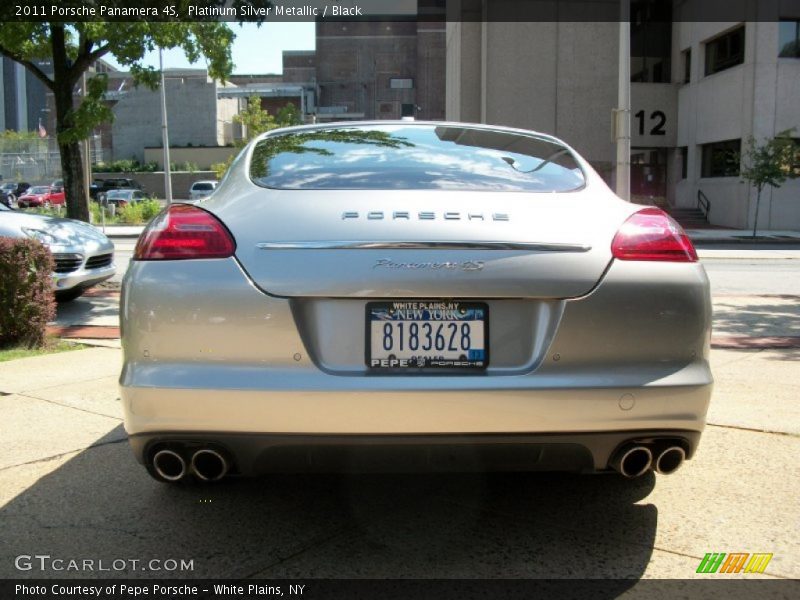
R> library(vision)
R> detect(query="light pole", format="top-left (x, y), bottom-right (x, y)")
top-left (39, 108), bottom-right (50, 177)
top-left (159, 48), bottom-right (173, 204)
top-left (615, 0), bottom-right (631, 201)
top-left (82, 72), bottom-right (91, 212)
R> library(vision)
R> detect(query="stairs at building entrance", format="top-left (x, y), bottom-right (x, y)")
top-left (667, 207), bottom-right (711, 229)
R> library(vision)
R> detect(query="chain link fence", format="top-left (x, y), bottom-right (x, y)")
top-left (0, 138), bottom-right (103, 183)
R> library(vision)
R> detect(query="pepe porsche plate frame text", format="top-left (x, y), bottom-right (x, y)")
top-left (366, 300), bottom-right (489, 371)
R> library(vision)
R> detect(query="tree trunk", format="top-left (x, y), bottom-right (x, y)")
top-left (50, 25), bottom-right (89, 223)
top-left (752, 185), bottom-right (762, 239)
top-left (59, 140), bottom-right (88, 222)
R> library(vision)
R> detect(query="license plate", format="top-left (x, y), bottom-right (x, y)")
top-left (366, 301), bottom-right (488, 370)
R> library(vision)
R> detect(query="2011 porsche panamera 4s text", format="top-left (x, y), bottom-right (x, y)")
top-left (119, 121), bottom-right (712, 483)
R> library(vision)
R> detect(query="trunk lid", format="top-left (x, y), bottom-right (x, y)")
top-left (212, 188), bottom-right (633, 299)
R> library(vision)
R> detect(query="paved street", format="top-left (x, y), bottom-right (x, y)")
top-left (110, 238), bottom-right (136, 285)
top-left (1, 241), bottom-right (798, 582)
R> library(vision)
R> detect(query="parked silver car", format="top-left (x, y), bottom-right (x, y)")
top-left (121, 121), bottom-right (712, 483)
top-left (188, 180), bottom-right (218, 201)
top-left (0, 203), bottom-right (115, 301)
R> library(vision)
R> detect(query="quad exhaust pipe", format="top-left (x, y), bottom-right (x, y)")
top-left (654, 446), bottom-right (686, 475)
top-left (152, 449), bottom-right (187, 482)
top-left (151, 447), bottom-right (230, 482)
top-left (191, 448), bottom-right (229, 482)
top-left (611, 445), bottom-right (653, 478)
top-left (611, 443), bottom-right (687, 477)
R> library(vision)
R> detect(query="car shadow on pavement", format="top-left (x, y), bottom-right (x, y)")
top-left (713, 297), bottom-right (800, 338)
top-left (54, 295), bottom-right (120, 327)
top-left (758, 348), bottom-right (800, 361)
top-left (1, 425), bottom-right (657, 582)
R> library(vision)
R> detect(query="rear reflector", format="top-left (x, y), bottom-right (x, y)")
top-left (611, 207), bottom-right (698, 262)
top-left (134, 204), bottom-right (236, 260)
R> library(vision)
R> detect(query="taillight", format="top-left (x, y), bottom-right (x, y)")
top-left (611, 207), bottom-right (698, 262)
top-left (134, 204), bottom-right (236, 260)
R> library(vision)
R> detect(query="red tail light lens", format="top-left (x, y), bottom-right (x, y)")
top-left (611, 207), bottom-right (698, 262)
top-left (134, 204), bottom-right (236, 260)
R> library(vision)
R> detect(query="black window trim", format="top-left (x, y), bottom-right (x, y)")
top-left (700, 138), bottom-right (741, 179)
top-left (681, 47), bottom-right (691, 84)
top-left (778, 18), bottom-right (800, 59)
top-left (704, 24), bottom-right (746, 77)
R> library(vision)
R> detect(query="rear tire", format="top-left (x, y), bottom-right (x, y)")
top-left (55, 288), bottom-right (85, 302)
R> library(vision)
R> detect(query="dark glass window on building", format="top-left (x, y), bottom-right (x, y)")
top-left (630, 0), bottom-right (672, 82)
top-left (705, 26), bottom-right (745, 75)
top-left (682, 48), bottom-right (691, 83)
top-left (779, 20), bottom-right (800, 57)
top-left (679, 147), bottom-right (688, 179)
top-left (701, 140), bottom-right (741, 178)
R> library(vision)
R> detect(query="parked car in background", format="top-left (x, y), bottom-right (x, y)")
top-left (189, 180), bottom-right (218, 201)
top-left (2, 181), bottom-right (31, 205)
top-left (102, 189), bottom-right (149, 208)
top-left (89, 179), bottom-right (105, 200)
top-left (0, 202), bottom-right (115, 301)
top-left (13, 182), bottom-right (31, 197)
top-left (121, 121), bottom-right (712, 484)
top-left (93, 178), bottom-right (144, 203)
top-left (0, 183), bottom-right (15, 207)
top-left (16, 185), bottom-right (66, 208)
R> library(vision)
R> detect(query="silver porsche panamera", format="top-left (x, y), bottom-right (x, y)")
top-left (120, 121), bottom-right (712, 483)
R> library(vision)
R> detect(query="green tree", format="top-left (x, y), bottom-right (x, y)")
top-left (0, 17), bottom-right (235, 222)
top-left (740, 129), bottom-right (799, 238)
top-left (236, 95), bottom-right (279, 138)
top-left (212, 99), bottom-right (302, 179)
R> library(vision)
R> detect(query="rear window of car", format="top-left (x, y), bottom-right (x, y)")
top-left (192, 182), bottom-right (215, 191)
top-left (106, 190), bottom-right (132, 199)
top-left (249, 124), bottom-right (585, 192)
top-left (30, 186), bottom-right (49, 194)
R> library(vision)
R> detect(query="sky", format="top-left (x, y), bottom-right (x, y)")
top-left (103, 22), bottom-right (315, 75)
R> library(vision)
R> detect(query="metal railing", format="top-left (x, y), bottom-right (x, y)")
top-left (697, 189), bottom-right (710, 221)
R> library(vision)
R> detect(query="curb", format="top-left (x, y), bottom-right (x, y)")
top-left (82, 288), bottom-right (121, 298)
top-left (692, 237), bottom-right (800, 246)
top-left (711, 336), bottom-right (800, 349)
top-left (48, 325), bottom-right (120, 339)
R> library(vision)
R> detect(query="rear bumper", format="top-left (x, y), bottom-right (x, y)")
top-left (129, 429), bottom-right (703, 474)
top-left (121, 374), bottom-right (712, 472)
top-left (120, 256), bottom-right (713, 474)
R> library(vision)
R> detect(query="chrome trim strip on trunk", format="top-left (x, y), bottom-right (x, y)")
top-left (256, 241), bottom-right (592, 252)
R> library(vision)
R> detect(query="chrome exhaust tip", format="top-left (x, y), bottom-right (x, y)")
top-left (612, 445), bottom-right (653, 478)
top-left (152, 449), bottom-right (187, 482)
top-left (655, 446), bottom-right (686, 475)
top-left (191, 449), bottom-right (229, 482)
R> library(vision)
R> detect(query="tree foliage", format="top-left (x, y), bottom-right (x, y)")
top-left (740, 129), bottom-right (799, 237)
top-left (211, 97), bottom-right (303, 180)
top-left (0, 17), bottom-right (237, 221)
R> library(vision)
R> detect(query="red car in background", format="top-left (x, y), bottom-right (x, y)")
top-left (16, 185), bottom-right (66, 208)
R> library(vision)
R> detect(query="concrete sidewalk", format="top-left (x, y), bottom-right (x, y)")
top-left (687, 228), bottom-right (800, 244)
top-left (1, 342), bottom-right (798, 580)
